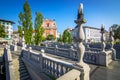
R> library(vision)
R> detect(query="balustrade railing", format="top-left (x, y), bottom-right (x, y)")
top-left (4, 46), bottom-right (16, 80)
top-left (27, 44), bottom-right (115, 66)
top-left (22, 48), bottom-right (83, 79)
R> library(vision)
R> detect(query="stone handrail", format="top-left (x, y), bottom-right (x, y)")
top-left (84, 51), bottom-right (99, 64)
top-left (86, 47), bottom-right (101, 52)
top-left (84, 50), bottom-right (114, 66)
top-left (28, 45), bottom-right (78, 61)
top-left (4, 46), bottom-right (16, 80)
top-left (27, 44), bottom-right (115, 67)
top-left (22, 48), bottom-right (83, 79)
top-left (57, 69), bottom-right (81, 80)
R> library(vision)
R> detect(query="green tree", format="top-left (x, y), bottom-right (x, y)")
top-left (18, 1), bottom-right (33, 44)
top-left (0, 25), bottom-right (6, 38)
top-left (46, 34), bottom-right (55, 40)
top-left (18, 12), bottom-right (24, 37)
top-left (62, 30), bottom-right (68, 43)
top-left (110, 24), bottom-right (120, 40)
top-left (115, 27), bottom-right (120, 40)
top-left (62, 30), bottom-right (72, 44)
top-left (67, 32), bottom-right (72, 44)
top-left (34, 12), bottom-right (45, 45)
top-left (58, 34), bottom-right (62, 43)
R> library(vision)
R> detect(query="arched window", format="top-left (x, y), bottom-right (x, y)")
top-left (47, 23), bottom-right (49, 27)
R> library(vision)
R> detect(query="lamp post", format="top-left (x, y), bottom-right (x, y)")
top-left (100, 24), bottom-right (106, 52)
top-left (109, 28), bottom-right (114, 49)
top-left (22, 31), bottom-right (25, 49)
top-left (74, 3), bottom-right (90, 80)
top-left (74, 3), bottom-right (86, 66)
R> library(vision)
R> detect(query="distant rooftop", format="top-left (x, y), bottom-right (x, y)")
top-left (0, 19), bottom-right (15, 24)
top-left (75, 25), bottom-right (100, 30)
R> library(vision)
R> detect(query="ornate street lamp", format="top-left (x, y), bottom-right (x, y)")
top-left (74, 3), bottom-right (87, 66)
top-left (109, 28), bottom-right (114, 49)
top-left (22, 31), bottom-right (25, 49)
top-left (100, 24), bottom-right (106, 52)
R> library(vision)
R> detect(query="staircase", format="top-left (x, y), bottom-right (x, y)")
top-left (11, 51), bottom-right (31, 80)
top-left (19, 58), bottom-right (31, 80)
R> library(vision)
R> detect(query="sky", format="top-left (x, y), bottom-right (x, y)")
top-left (0, 0), bottom-right (120, 33)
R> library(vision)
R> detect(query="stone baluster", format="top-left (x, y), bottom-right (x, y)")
top-left (22, 31), bottom-right (25, 49)
top-left (70, 46), bottom-right (74, 59)
top-left (87, 44), bottom-right (90, 51)
top-left (55, 45), bottom-right (58, 54)
top-left (40, 49), bottom-right (45, 70)
top-left (52, 62), bottom-right (54, 76)
top-left (100, 24), bottom-right (106, 52)
top-left (74, 3), bottom-right (90, 80)
top-left (28, 47), bottom-right (32, 59)
top-left (60, 65), bottom-right (64, 76)
top-left (45, 44), bottom-right (48, 50)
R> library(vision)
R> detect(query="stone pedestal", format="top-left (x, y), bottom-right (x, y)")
top-left (111, 49), bottom-right (116, 60)
top-left (82, 65), bottom-right (90, 80)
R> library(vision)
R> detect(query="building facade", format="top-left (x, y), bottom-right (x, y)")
top-left (71, 26), bottom-right (107, 43)
top-left (0, 19), bottom-right (14, 39)
top-left (42, 19), bottom-right (57, 38)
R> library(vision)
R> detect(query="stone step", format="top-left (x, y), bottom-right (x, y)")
top-left (20, 72), bottom-right (29, 78)
top-left (20, 69), bottom-right (28, 74)
top-left (20, 75), bottom-right (31, 80)
top-left (19, 67), bottom-right (26, 71)
top-left (20, 64), bottom-right (25, 68)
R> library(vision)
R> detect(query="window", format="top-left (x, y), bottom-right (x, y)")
top-left (7, 22), bottom-right (9, 25)
top-left (47, 23), bottom-right (49, 27)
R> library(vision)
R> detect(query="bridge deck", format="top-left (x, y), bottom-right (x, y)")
top-left (10, 46), bottom-right (120, 80)
top-left (33, 49), bottom-right (120, 80)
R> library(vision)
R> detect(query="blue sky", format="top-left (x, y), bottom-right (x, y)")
top-left (0, 0), bottom-right (120, 33)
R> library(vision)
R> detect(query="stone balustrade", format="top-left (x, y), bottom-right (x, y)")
top-left (21, 48), bottom-right (83, 80)
top-left (27, 44), bottom-right (115, 66)
top-left (28, 45), bottom-right (78, 61)
top-left (84, 50), bottom-right (114, 66)
top-left (4, 45), bottom-right (16, 80)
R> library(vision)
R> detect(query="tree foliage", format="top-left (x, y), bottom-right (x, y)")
top-left (110, 24), bottom-right (120, 40)
top-left (0, 25), bottom-right (6, 38)
top-left (58, 34), bottom-right (62, 43)
top-left (34, 12), bottom-right (45, 45)
top-left (46, 34), bottom-right (55, 40)
top-left (18, 1), bottom-right (33, 44)
top-left (62, 30), bottom-right (72, 44)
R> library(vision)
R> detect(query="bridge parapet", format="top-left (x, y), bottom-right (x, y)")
top-left (4, 45), bottom-right (16, 80)
top-left (21, 48), bottom-right (84, 80)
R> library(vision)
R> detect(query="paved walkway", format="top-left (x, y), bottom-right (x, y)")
top-left (90, 60), bottom-right (120, 80)
top-left (11, 50), bottom-right (32, 80)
